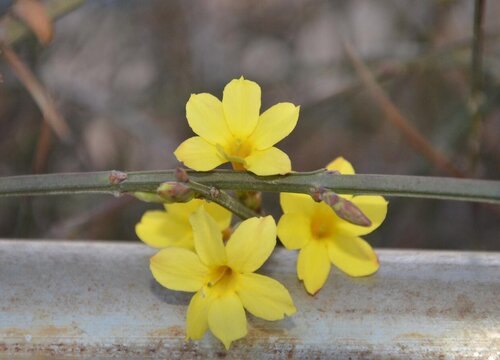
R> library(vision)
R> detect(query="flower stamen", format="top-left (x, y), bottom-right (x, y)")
top-left (208, 265), bottom-right (232, 287)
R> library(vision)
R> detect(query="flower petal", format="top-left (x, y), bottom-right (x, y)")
top-left (150, 248), bottom-right (208, 292)
top-left (335, 195), bottom-right (388, 236)
top-left (208, 293), bottom-right (247, 349)
top-left (186, 93), bottom-right (232, 146)
top-left (164, 199), bottom-right (205, 219)
top-left (327, 235), bottom-right (379, 277)
top-left (203, 201), bottom-right (232, 232)
top-left (186, 290), bottom-right (211, 340)
top-left (280, 192), bottom-right (316, 217)
top-left (135, 210), bottom-right (192, 249)
top-left (297, 240), bottom-right (331, 295)
top-left (226, 216), bottom-right (276, 273)
top-left (166, 199), bottom-right (232, 233)
top-left (244, 147), bottom-right (291, 175)
top-left (174, 136), bottom-right (226, 171)
top-left (326, 156), bottom-right (355, 175)
top-left (222, 77), bottom-right (261, 139)
top-left (277, 213), bottom-right (311, 249)
top-left (237, 273), bottom-right (296, 321)
top-left (190, 207), bottom-right (227, 267)
top-left (248, 103), bottom-right (300, 150)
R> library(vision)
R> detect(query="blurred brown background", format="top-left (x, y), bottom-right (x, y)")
top-left (0, 0), bottom-right (498, 249)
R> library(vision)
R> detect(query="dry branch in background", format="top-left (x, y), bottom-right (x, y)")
top-left (12, 0), bottom-right (53, 45)
top-left (342, 38), bottom-right (465, 178)
top-left (0, 43), bottom-right (71, 142)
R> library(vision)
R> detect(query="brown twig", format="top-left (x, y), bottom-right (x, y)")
top-left (342, 38), bottom-right (464, 178)
top-left (12, 0), bottom-right (54, 45)
top-left (32, 121), bottom-right (52, 173)
top-left (0, 43), bottom-right (72, 142)
top-left (467, 0), bottom-right (486, 172)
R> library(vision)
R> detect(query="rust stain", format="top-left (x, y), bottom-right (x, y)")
top-left (4, 328), bottom-right (26, 337)
top-left (36, 324), bottom-right (84, 337)
top-left (248, 325), bottom-right (288, 337)
top-left (147, 325), bottom-right (184, 338)
top-left (454, 294), bottom-right (475, 319)
top-left (424, 294), bottom-right (478, 320)
top-left (397, 332), bottom-right (429, 340)
top-left (2, 324), bottom-right (84, 338)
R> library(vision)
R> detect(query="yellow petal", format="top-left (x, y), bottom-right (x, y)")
top-left (280, 192), bottom-right (316, 217)
top-left (327, 235), bottom-right (379, 277)
top-left (248, 103), bottom-right (300, 150)
top-left (174, 136), bottom-right (226, 171)
top-left (203, 201), bottom-right (232, 232)
top-left (325, 156), bottom-right (355, 175)
top-left (226, 216), bottom-right (276, 273)
top-left (150, 248), bottom-right (208, 292)
top-left (297, 240), bottom-right (331, 295)
top-left (186, 290), bottom-right (211, 340)
top-left (166, 199), bottom-right (232, 233)
top-left (165, 199), bottom-right (205, 219)
top-left (190, 208), bottom-right (227, 267)
top-left (135, 210), bottom-right (192, 249)
top-left (237, 273), bottom-right (296, 321)
top-left (335, 195), bottom-right (388, 236)
top-left (186, 93), bottom-right (232, 146)
top-left (244, 147), bottom-right (291, 175)
top-left (222, 77), bottom-right (261, 139)
top-left (208, 293), bottom-right (247, 349)
top-left (277, 213), bottom-right (311, 249)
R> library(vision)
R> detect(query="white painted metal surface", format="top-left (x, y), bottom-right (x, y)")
top-left (0, 240), bottom-right (499, 359)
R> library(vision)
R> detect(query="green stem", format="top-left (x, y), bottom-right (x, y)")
top-left (0, 170), bottom-right (499, 204)
top-left (187, 179), bottom-right (258, 220)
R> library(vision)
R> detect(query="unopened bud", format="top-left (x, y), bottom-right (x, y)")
top-left (236, 190), bottom-right (262, 213)
top-left (314, 189), bottom-right (371, 227)
top-left (157, 181), bottom-right (194, 203)
top-left (132, 192), bottom-right (165, 203)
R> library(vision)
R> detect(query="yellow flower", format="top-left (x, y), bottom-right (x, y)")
top-left (135, 199), bottom-right (231, 250)
top-left (150, 208), bottom-right (296, 349)
top-left (174, 76), bottom-right (300, 176)
top-left (277, 157), bottom-right (388, 295)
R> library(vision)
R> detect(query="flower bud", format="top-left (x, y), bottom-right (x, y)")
top-left (313, 189), bottom-right (371, 227)
top-left (157, 181), bottom-right (195, 203)
top-left (236, 190), bottom-right (262, 213)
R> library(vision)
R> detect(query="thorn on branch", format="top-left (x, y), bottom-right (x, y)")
top-left (175, 167), bottom-right (189, 183)
top-left (209, 187), bottom-right (221, 199)
top-left (108, 170), bottom-right (128, 185)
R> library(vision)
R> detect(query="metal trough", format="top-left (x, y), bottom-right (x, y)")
top-left (0, 240), bottom-right (499, 358)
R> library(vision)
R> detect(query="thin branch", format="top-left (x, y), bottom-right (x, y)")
top-left (467, 0), bottom-right (486, 170)
top-left (32, 121), bottom-right (52, 173)
top-left (471, 0), bottom-right (486, 94)
top-left (0, 43), bottom-right (72, 142)
top-left (187, 180), bottom-right (258, 220)
top-left (0, 170), bottom-right (498, 204)
top-left (341, 38), bottom-right (465, 178)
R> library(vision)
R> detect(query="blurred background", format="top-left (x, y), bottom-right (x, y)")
top-left (0, 0), bottom-right (498, 249)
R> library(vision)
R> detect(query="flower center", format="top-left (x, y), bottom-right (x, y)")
top-left (207, 265), bottom-right (238, 295)
top-left (310, 212), bottom-right (334, 239)
top-left (217, 139), bottom-right (253, 171)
